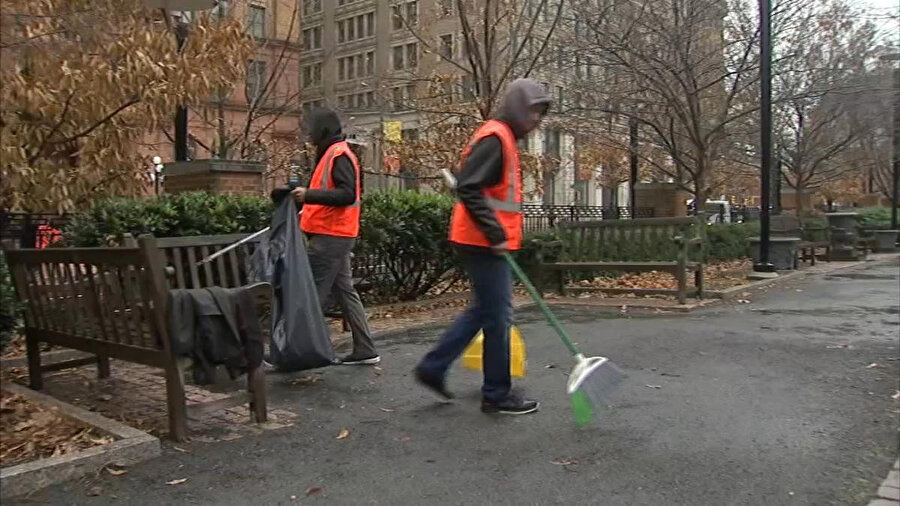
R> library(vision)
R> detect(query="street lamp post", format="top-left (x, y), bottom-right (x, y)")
top-left (142, 0), bottom-right (216, 161)
top-left (880, 54), bottom-right (900, 230)
top-left (752, 0), bottom-right (777, 277)
top-left (151, 156), bottom-right (164, 195)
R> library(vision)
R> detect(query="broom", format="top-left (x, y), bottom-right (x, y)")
top-left (502, 253), bottom-right (625, 426)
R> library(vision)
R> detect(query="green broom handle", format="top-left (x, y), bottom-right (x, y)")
top-left (503, 253), bottom-right (581, 357)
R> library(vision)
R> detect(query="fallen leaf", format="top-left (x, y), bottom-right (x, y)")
top-left (166, 478), bottom-right (188, 486)
top-left (551, 457), bottom-right (579, 466)
top-left (866, 363), bottom-right (882, 369)
top-left (892, 391), bottom-right (900, 401)
top-left (290, 494), bottom-right (297, 501)
top-left (378, 407), bottom-right (395, 413)
top-left (336, 428), bottom-right (350, 440)
top-left (86, 485), bottom-right (103, 497)
top-left (826, 344), bottom-right (849, 349)
top-left (173, 446), bottom-right (188, 453)
top-left (306, 486), bottom-right (323, 496)
top-left (737, 299), bottom-right (751, 304)
top-left (545, 364), bottom-right (557, 369)
top-left (97, 394), bottom-right (113, 402)
top-left (645, 384), bottom-right (662, 389)
top-left (105, 464), bottom-right (128, 476)
top-left (395, 435), bottom-right (411, 442)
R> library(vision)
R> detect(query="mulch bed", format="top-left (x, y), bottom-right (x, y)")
top-left (0, 389), bottom-right (112, 469)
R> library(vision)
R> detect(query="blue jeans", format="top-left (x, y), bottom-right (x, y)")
top-left (418, 250), bottom-right (512, 402)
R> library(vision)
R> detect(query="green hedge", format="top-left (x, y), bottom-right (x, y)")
top-left (855, 207), bottom-right (894, 230)
top-left (705, 222), bottom-right (759, 261)
top-left (355, 190), bottom-right (460, 301)
top-left (64, 192), bottom-right (273, 247)
top-left (63, 191), bottom-right (460, 302)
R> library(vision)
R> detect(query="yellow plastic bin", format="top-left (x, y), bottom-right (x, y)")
top-left (462, 325), bottom-right (527, 378)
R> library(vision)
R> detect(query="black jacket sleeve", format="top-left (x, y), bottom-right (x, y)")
top-left (455, 135), bottom-right (506, 246)
top-left (304, 155), bottom-right (356, 207)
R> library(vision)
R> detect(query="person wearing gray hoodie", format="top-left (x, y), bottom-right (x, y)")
top-left (416, 78), bottom-right (551, 415)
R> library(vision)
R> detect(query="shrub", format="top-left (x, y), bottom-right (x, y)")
top-left (855, 207), bottom-right (894, 230)
top-left (0, 251), bottom-right (19, 352)
top-left (705, 222), bottom-right (759, 261)
top-left (356, 190), bottom-right (460, 301)
top-left (63, 192), bottom-right (273, 246)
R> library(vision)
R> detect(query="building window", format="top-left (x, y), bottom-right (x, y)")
top-left (337, 12), bottom-right (375, 44)
top-left (303, 0), bottom-right (322, 16)
top-left (392, 85), bottom-right (415, 111)
top-left (302, 99), bottom-right (324, 115)
top-left (392, 43), bottom-right (418, 71)
top-left (301, 63), bottom-right (321, 88)
top-left (438, 0), bottom-right (454, 17)
top-left (245, 60), bottom-right (266, 104)
top-left (439, 34), bottom-right (454, 60)
top-left (302, 26), bottom-right (322, 50)
top-left (247, 5), bottom-right (265, 38)
top-left (214, 0), bottom-right (231, 19)
top-left (365, 50), bottom-right (375, 76)
top-left (392, 1), bottom-right (417, 30)
top-left (461, 74), bottom-right (477, 100)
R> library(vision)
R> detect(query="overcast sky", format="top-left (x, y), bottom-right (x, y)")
top-left (859, 0), bottom-right (899, 44)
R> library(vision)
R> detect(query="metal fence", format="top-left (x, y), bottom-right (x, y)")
top-left (522, 204), bottom-right (655, 232)
top-left (0, 212), bottom-right (68, 249)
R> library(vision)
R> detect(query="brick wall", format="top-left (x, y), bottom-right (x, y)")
top-left (164, 160), bottom-right (264, 196)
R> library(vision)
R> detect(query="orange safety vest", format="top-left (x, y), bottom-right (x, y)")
top-left (448, 120), bottom-right (523, 250)
top-left (300, 140), bottom-right (362, 238)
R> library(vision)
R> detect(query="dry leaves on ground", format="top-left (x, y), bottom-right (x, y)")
top-left (574, 260), bottom-right (752, 292)
top-left (336, 428), bottom-right (350, 440)
top-left (0, 390), bottom-right (112, 468)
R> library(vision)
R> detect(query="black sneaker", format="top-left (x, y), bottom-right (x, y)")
top-left (414, 367), bottom-right (454, 401)
top-left (340, 354), bottom-right (381, 365)
top-left (481, 394), bottom-right (539, 415)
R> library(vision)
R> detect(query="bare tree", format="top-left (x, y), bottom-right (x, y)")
top-left (382, 0), bottom-right (564, 186)
top-left (564, 0), bottom-right (817, 211)
top-left (773, 0), bottom-right (883, 214)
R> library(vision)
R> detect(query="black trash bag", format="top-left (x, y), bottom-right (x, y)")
top-left (248, 195), bottom-right (334, 371)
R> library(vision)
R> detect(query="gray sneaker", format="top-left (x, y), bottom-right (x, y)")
top-left (340, 354), bottom-right (381, 365)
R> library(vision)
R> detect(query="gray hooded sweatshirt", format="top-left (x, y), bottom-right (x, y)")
top-left (453, 78), bottom-right (551, 249)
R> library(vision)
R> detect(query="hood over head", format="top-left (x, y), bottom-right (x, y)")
top-left (305, 107), bottom-right (344, 149)
top-left (495, 78), bottom-right (551, 138)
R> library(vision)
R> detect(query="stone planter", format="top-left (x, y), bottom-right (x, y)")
top-left (750, 237), bottom-right (801, 270)
top-left (825, 212), bottom-right (863, 261)
top-left (873, 230), bottom-right (899, 253)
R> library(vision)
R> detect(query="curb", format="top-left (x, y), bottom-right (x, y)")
top-left (867, 459), bottom-right (900, 506)
top-left (0, 383), bottom-right (161, 500)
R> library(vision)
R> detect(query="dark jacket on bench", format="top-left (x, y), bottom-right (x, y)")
top-left (168, 286), bottom-right (265, 385)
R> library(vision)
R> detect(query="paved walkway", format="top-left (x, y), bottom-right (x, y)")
top-left (9, 259), bottom-right (896, 505)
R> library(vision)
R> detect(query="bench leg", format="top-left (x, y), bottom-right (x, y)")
top-left (676, 269), bottom-right (687, 305)
top-left (557, 270), bottom-right (565, 296)
top-left (248, 365), bottom-right (267, 423)
top-left (97, 356), bottom-right (111, 379)
top-left (810, 248), bottom-right (816, 266)
top-left (164, 362), bottom-right (188, 442)
top-left (694, 265), bottom-right (704, 300)
top-left (25, 335), bottom-right (43, 390)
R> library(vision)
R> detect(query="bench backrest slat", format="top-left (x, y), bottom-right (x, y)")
top-left (157, 234), bottom-right (264, 290)
top-left (557, 216), bottom-right (705, 262)
top-left (4, 246), bottom-right (166, 353)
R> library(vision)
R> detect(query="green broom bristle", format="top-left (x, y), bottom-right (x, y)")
top-left (571, 388), bottom-right (594, 426)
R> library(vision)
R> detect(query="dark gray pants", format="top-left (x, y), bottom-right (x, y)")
top-left (306, 234), bottom-right (377, 358)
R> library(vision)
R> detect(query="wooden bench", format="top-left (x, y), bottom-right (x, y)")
top-left (770, 215), bottom-right (830, 265)
top-left (4, 236), bottom-right (269, 441)
top-left (537, 216), bottom-right (706, 304)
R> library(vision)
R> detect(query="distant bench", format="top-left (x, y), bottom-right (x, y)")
top-left (536, 216), bottom-right (706, 304)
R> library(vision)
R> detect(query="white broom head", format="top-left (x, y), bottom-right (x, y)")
top-left (566, 355), bottom-right (626, 406)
